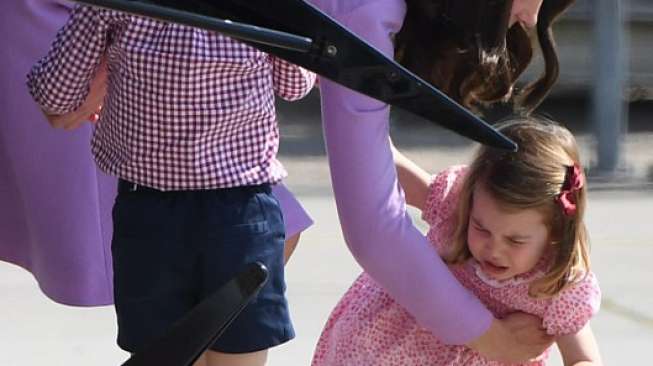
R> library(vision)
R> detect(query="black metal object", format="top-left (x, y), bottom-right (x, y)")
top-left (121, 262), bottom-right (269, 366)
top-left (76, 0), bottom-right (314, 52)
top-left (74, 0), bottom-right (516, 151)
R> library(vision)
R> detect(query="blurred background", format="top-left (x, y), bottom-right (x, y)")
top-left (2, 0), bottom-right (652, 365)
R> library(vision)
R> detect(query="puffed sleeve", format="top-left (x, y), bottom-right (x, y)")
top-left (422, 165), bottom-right (467, 253)
top-left (543, 272), bottom-right (601, 335)
top-left (314, 0), bottom-right (493, 344)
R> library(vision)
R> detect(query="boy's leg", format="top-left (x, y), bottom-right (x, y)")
top-left (198, 184), bottom-right (294, 356)
top-left (204, 349), bottom-right (268, 366)
top-left (193, 354), bottom-right (207, 366)
top-left (283, 233), bottom-right (301, 264)
top-left (200, 187), bottom-right (299, 366)
top-left (111, 182), bottom-right (199, 353)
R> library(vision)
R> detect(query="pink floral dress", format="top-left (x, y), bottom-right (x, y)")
top-left (312, 166), bottom-right (601, 366)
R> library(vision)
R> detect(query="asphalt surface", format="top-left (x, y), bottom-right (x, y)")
top-left (2, 95), bottom-right (652, 365)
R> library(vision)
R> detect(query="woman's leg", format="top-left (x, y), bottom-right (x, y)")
top-left (283, 233), bottom-right (301, 265)
top-left (204, 349), bottom-right (268, 366)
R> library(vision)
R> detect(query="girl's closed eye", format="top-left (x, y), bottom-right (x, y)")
top-left (507, 237), bottom-right (527, 246)
top-left (471, 220), bottom-right (490, 236)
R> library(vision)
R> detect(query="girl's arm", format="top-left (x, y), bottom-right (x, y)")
top-left (557, 324), bottom-right (603, 366)
top-left (391, 141), bottom-right (430, 211)
top-left (544, 272), bottom-right (602, 365)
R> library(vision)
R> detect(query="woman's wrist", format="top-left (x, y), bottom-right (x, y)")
top-left (466, 318), bottom-right (506, 358)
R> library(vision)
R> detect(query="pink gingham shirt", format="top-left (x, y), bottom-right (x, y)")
top-left (28, 5), bottom-right (315, 191)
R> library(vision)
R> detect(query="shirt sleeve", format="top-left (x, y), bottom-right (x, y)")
top-left (271, 56), bottom-right (316, 101)
top-left (543, 272), bottom-right (601, 335)
top-left (315, 0), bottom-right (493, 345)
top-left (27, 5), bottom-right (111, 115)
top-left (422, 165), bottom-right (467, 253)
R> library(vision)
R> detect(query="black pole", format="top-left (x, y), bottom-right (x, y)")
top-left (76, 0), bottom-right (313, 52)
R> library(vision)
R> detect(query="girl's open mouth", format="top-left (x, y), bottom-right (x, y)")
top-left (481, 260), bottom-right (509, 276)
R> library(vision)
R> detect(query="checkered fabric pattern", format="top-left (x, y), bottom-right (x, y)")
top-left (28, 5), bottom-right (315, 191)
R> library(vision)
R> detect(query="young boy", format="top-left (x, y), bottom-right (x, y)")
top-left (28, 5), bottom-right (315, 365)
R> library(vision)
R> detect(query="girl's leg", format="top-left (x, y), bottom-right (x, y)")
top-left (283, 233), bottom-right (301, 265)
top-left (204, 349), bottom-right (268, 366)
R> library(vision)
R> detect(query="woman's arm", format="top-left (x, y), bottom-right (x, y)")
top-left (312, 0), bottom-right (553, 361)
top-left (316, 0), bottom-right (492, 344)
top-left (391, 141), bottom-right (430, 211)
top-left (556, 324), bottom-right (603, 366)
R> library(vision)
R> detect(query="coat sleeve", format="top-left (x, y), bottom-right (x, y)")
top-left (314, 0), bottom-right (493, 344)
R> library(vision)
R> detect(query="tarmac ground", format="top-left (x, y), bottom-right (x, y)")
top-left (2, 95), bottom-right (652, 365)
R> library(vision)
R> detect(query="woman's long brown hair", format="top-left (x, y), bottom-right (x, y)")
top-left (395, 0), bottom-right (576, 114)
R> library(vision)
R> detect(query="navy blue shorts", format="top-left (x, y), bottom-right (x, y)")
top-left (111, 180), bottom-right (293, 354)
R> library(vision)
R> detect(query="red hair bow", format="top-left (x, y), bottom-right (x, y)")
top-left (556, 164), bottom-right (584, 216)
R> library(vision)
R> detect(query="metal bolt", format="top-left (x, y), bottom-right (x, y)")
top-left (326, 45), bottom-right (338, 57)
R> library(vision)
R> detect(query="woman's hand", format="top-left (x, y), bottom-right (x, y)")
top-left (466, 312), bottom-right (554, 363)
top-left (45, 58), bottom-right (108, 130)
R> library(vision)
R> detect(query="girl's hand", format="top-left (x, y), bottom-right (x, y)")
top-left (45, 58), bottom-right (108, 130)
top-left (466, 312), bottom-right (554, 363)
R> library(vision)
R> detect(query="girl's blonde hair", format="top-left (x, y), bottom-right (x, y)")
top-left (443, 117), bottom-right (590, 298)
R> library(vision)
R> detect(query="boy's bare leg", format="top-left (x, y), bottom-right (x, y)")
top-left (204, 349), bottom-right (268, 366)
top-left (283, 233), bottom-right (301, 265)
top-left (193, 234), bottom-right (296, 366)
top-left (192, 353), bottom-right (207, 366)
